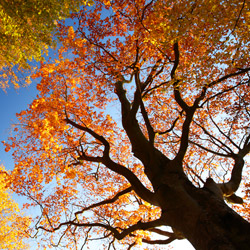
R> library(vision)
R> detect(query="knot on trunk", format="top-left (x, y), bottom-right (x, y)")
top-left (203, 178), bottom-right (223, 199)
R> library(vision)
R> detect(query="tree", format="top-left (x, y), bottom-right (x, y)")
top-left (5, 0), bottom-right (250, 249)
top-left (0, 165), bottom-right (30, 249)
top-left (0, 0), bottom-right (92, 90)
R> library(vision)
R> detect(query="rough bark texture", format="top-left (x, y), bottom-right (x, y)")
top-left (157, 178), bottom-right (250, 250)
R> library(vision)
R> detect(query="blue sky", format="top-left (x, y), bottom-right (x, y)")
top-left (0, 82), bottom-right (38, 170)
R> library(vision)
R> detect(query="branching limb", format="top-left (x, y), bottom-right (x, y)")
top-left (139, 94), bottom-right (155, 144)
top-left (102, 158), bottom-right (158, 205)
top-left (192, 121), bottom-right (235, 156)
top-left (207, 67), bottom-right (250, 89)
top-left (65, 117), bottom-right (110, 157)
top-left (219, 154), bottom-right (248, 198)
top-left (65, 117), bottom-right (157, 205)
top-left (207, 104), bottom-right (240, 150)
top-left (74, 187), bottom-right (132, 217)
top-left (170, 42), bottom-right (197, 164)
top-left (37, 217), bottom-right (164, 241)
top-left (189, 140), bottom-right (232, 158)
top-left (156, 111), bottom-right (183, 135)
top-left (200, 79), bottom-right (249, 108)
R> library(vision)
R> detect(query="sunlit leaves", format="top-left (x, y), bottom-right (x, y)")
top-left (0, 165), bottom-right (31, 249)
top-left (0, 0), bottom-right (92, 90)
top-left (4, 0), bottom-right (250, 248)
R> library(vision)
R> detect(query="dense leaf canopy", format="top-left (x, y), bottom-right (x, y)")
top-left (4, 0), bottom-right (250, 249)
top-left (0, 0), bottom-right (91, 89)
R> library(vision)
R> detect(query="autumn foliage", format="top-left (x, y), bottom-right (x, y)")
top-left (0, 0), bottom-right (92, 90)
top-left (0, 165), bottom-right (30, 250)
top-left (4, 0), bottom-right (250, 249)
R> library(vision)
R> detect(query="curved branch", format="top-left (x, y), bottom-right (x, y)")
top-left (142, 80), bottom-right (170, 97)
top-left (219, 155), bottom-right (245, 196)
top-left (147, 228), bottom-right (174, 237)
top-left (170, 42), bottom-right (180, 79)
top-left (75, 187), bottom-right (133, 217)
top-left (172, 107), bottom-right (196, 165)
top-left (142, 237), bottom-right (176, 245)
top-left (38, 217), bottom-right (164, 241)
top-left (65, 117), bottom-right (157, 205)
top-left (102, 158), bottom-right (158, 206)
top-left (207, 67), bottom-right (250, 88)
top-left (157, 111), bottom-right (183, 135)
top-left (65, 117), bottom-right (110, 156)
top-left (200, 79), bottom-right (249, 108)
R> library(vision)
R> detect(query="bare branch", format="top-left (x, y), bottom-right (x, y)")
top-left (65, 117), bottom-right (110, 156)
top-left (156, 111), bottom-right (183, 135)
top-left (208, 67), bottom-right (250, 89)
top-left (171, 42), bottom-right (180, 79)
top-left (219, 156), bottom-right (245, 196)
top-left (189, 140), bottom-right (231, 158)
top-left (74, 187), bottom-right (132, 217)
top-left (139, 96), bottom-right (155, 144)
top-left (102, 158), bottom-right (158, 206)
top-left (65, 117), bottom-right (157, 205)
top-left (193, 121), bottom-right (235, 156)
top-left (37, 217), bottom-right (164, 242)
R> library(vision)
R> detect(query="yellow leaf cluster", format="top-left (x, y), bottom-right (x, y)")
top-left (0, 0), bottom-right (93, 90)
top-left (0, 165), bottom-right (30, 249)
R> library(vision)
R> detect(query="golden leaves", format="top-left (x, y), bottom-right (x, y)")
top-left (3, 0), bottom-right (250, 248)
top-left (0, 165), bottom-right (31, 249)
top-left (0, 0), bottom-right (93, 89)
top-left (68, 26), bottom-right (75, 40)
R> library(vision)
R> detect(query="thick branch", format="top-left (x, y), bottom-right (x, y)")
top-left (147, 228), bottom-right (175, 237)
top-left (115, 77), bottom-right (132, 117)
top-left (142, 237), bottom-right (176, 245)
top-left (65, 118), bottom-right (110, 156)
top-left (65, 117), bottom-right (157, 205)
top-left (115, 68), bottom-right (170, 176)
top-left (173, 109), bottom-right (196, 164)
top-left (219, 156), bottom-right (245, 196)
top-left (102, 158), bottom-right (158, 206)
top-left (170, 42), bottom-right (180, 79)
top-left (139, 95), bottom-right (155, 144)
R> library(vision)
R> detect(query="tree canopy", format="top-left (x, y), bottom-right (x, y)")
top-left (4, 0), bottom-right (250, 249)
top-left (0, 0), bottom-right (91, 90)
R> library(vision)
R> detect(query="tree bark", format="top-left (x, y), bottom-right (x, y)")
top-left (156, 176), bottom-right (250, 250)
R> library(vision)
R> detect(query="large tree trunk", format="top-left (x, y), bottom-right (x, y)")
top-left (156, 178), bottom-right (250, 250)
